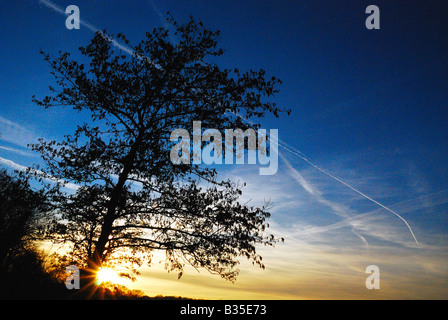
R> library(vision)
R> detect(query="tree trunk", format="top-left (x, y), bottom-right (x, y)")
top-left (86, 133), bottom-right (142, 277)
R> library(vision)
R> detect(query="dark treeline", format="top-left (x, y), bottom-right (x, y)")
top-left (0, 168), bottom-right (161, 300)
top-left (0, 168), bottom-right (64, 299)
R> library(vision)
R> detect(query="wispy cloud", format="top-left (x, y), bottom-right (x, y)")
top-left (130, 219), bottom-right (448, 299)
top-left (280, 153), bottom-right (372, 248)
top-left (0, 156), bottom-right (79, 191)
top-left (0, 115), bottom-right (39, 149)
top-left (228, 111), bottom-right (419, 244)
top-left (0, 145), bottom-right (38, 157)
top-left (219, 145), bottom-right (447, 251)
top-left (276, 140), bottom-right (420, 245)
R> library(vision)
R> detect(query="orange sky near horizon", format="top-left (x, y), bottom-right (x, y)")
top-left (122, 234), bottom-right (448, 300)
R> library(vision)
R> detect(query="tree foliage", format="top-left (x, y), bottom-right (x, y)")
top-left (31, 16), bottom-right (289, 282)
top-left (0, 169), bottom-right (47, 270)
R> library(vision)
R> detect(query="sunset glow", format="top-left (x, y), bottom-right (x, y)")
top-left (96, 268), bottom-right (124, 285)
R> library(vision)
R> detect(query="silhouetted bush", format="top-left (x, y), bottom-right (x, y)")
top-left (0, 169), bottom-right (47, 271)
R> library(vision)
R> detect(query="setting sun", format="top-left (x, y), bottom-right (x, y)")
top-left (96, 268), bottom-right (124, 285)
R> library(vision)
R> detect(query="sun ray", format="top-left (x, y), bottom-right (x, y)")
top-left (96, 267), bottom-right (127, 286)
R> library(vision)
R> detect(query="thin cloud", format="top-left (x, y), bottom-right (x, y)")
top-left (0, 115), bottom-right (39, 149)
top-left (0, 145), bottom-right (38, 157)
top-left (274, 136), bottom-right (420, 245)
top-left (280, 152), bottom-right (371, 247)
top-left (0, 156), bottom-right (79, 191)
top-left (227, 111), bottom-right (419, 244)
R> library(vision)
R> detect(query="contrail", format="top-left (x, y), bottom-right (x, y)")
top-left (229, 112), bottom-right (419, 245)
top-left (277, 140), bottom-right (419, 245)
top-left (37, 0), bottom-right (162, 69)
top-left (38, 0), bottom-right (133, 55)
top-left (280, 152), bottom-right (370, 247)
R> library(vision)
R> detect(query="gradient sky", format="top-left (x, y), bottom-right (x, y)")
top-left (1, 0), bottom-right (448, 299)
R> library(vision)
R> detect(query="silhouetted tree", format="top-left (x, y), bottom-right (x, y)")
top-left (31, 16), bottom-right (289, 283)
top-left (0, 169), bottom-right (47, 271)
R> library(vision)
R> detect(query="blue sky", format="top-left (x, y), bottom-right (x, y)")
top-left (1, 0), bottom-right (448, 298)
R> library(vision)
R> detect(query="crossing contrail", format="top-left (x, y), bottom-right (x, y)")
top-left (229, 112), bottom-right (419, 245)
top-left (276, 138), bottom-right (419, 245)
top-left (280, 152), bottom-right (370, 247)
